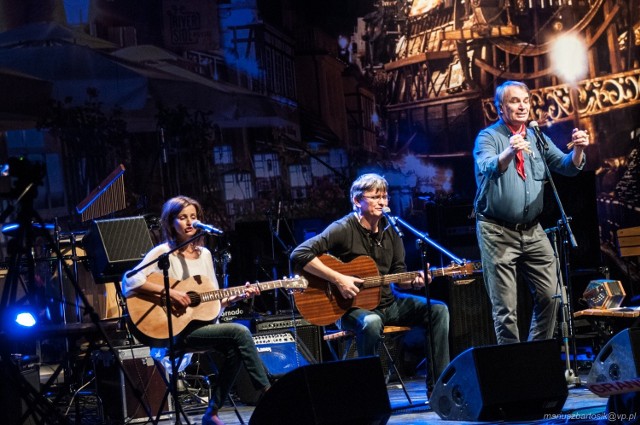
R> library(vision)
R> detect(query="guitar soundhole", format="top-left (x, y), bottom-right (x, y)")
top-left (188, 292), bottom-right (202, 307)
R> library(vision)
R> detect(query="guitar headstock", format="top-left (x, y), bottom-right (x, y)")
top-left (435, 261), bottom-right (483, 279)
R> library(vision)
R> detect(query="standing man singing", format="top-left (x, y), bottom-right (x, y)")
top-left (473, 80), bottom-right (589, 344)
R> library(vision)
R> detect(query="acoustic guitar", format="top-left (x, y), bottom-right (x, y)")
top-left (126, 272), bottom-right (308, 346)
top-left (293, 254), bottom-right (481, 326)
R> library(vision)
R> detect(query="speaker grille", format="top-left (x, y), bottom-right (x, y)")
top-left (449, 277), bottom-right (496, 357)
top-left (84, 216), bottom-right (153, 282)
top-left (252, 315), bottom-right (322, 362)
top-left (235, 330), bottom-right (316, 405)
top-left (432, 340), bottom-right (568, 421)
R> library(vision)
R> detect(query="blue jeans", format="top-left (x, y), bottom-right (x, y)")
top-left (477, 220), bottom-right (560, 344)
top-left (340, 293), bottom-right (450, 388)
top-left (183, 322), bottom-right (270, 410)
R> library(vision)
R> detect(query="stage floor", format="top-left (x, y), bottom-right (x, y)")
top-left (154, 374), bottom-right (610, 425)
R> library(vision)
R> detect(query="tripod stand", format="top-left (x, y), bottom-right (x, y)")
top-left (0, 160), bottom-right (154, 424)
top-left (0, 172), bottom-right (71, 424)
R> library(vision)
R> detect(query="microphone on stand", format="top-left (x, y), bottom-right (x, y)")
top-left (193, 220), bottom-right (224, 235)
top-left (528, 121), bottom-right (549, 151)
top-left (382, 207), bottom-right (404, 238)
top-left (276, 201), bottom-right (282, 234)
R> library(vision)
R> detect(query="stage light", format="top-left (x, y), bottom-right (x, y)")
top-left (15, 311), bottom-right (37, 327)
top-left (550, 33), bottom-right (588, 84)
top-left (2, 307), bottom-right (38, 333)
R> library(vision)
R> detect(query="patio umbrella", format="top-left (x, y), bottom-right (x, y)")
top-left (0, 21), bottom-right (116, 49)
top-left (0, 43), bottom-right (148, 109)
top-left (112, 45), bottom-right (296, 128)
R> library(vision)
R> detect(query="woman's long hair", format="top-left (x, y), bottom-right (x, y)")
top-left (160, 195), bottom-right (205, 248)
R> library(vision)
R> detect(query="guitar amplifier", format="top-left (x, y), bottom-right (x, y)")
top-left (93, 345), bottom-right (172, 423)
top-left (235, 330), bottom-right (316, 405)
top-left (252, 314), bottom-right (322, 362)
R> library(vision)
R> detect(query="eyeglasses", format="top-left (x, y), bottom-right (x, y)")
top-left (361, 195), bottom-right (390, 202)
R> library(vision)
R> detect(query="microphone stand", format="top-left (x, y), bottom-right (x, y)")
top-left (125, 231), bottom-right (211, 425)
top-left (266, 209), bottom-right (295, 315)
top-left (532, 130), bottom-right (581, 386)
top-left (393, 217), bottom-right (464, 391)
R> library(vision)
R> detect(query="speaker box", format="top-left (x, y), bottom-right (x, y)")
top-left (249, 357), bottom-right (391, 425)
top-left (252, 314), bottom-right (323, 362)
top-left (431, 339), bottom-right (568, 421)
top-left (93, 345), bottom-right (172, 423)
top-left (235, 331), bottom-right (316, 405)
top-left (447, 276), bottom-right (496, 357)
top-left (587, 328), bottom-right (640, 396)
top-left (83, 216), bottom-right (153, 283)
top-left (435, 273), bottom-right (534, 357)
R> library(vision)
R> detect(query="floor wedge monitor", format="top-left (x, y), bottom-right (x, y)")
top-left (431, 339), bottom-right (568, 421)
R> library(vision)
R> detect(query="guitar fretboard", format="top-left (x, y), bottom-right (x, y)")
top-left (198, 280), bottom-right (291, 302)
top-left (362, 272), bottom-right (421, 288)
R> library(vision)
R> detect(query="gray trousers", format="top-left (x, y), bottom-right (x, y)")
top-left (476, 220), bottom-right (560, 344)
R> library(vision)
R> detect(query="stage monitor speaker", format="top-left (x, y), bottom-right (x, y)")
top-left (249, 357), bottom-right (391, 425)
top-left (84, 216), bottom-right (153, 283)
top-left (235, 331), bottom-right (316, 405)
top-left (587, 328), bottom-right (640, 396)
top-left (431, 339), bottom-right (568, 421)
top-left (93, 345), bottom-right (172, 423)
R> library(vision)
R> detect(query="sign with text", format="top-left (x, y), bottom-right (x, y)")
top-left (162, 0), bottom-right (219, 52)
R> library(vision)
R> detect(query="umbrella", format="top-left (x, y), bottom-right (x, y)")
top-left (0, 43), bottom-right (148, 109)
top-left (112, 45), bottom-right (296, 128)
top-left (0, 21), bottom-right (116, 49)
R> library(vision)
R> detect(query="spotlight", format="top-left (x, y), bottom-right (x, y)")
top-left (550, 33), bottom-right (588, 84)
top-left (2, 306), bottom-right (38, 334)
top-left (15, 311), bottom-right (37, 327)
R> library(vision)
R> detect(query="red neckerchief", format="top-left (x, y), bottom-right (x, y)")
top-left (506, 122), bottom-right (526, 180)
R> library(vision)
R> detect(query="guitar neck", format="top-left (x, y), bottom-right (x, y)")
top-left (200, 280), bottom-right (289, 302)
top-left (431, 268), bottom-right (453, 278)
top-left (362, 271), bottom-right (420, 288)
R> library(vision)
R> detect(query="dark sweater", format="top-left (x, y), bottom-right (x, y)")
top-left (290, 212), bottom-right (407, 309)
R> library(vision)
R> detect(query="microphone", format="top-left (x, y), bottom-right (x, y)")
top-left (528, 121), bottom-right (548, 151)
top-left (193, 220), bottom-right (224, 235)
top-left (382, 207), bottom-right (403, 238)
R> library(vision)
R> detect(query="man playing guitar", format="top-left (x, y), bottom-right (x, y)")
top-left (290, 173), bottom-right (450, 395)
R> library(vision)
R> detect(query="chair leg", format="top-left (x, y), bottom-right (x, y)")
top-left (228, 393), bottom-right (246, 425)
top-left (381, 340), bottom-right (412, 405)
top-left (202, 352), bottom-right (245, 424)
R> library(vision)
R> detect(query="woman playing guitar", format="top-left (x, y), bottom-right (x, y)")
top-left (123, 195), bottom-right (270, 425)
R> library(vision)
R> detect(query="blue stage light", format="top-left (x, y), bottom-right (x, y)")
top-left (15, 311), bottom-right (37, 327)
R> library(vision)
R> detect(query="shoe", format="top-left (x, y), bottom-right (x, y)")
top-left (202, 407), bottom-right (225, 425)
